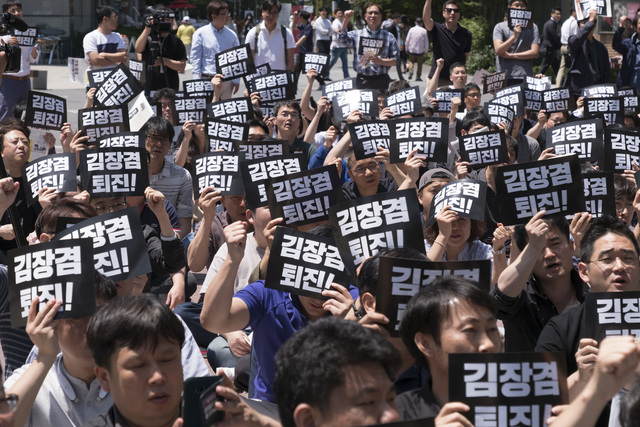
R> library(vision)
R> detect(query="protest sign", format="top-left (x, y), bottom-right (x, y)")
top-left (240, 153), bottom-right (307, 209)
top-left (128, 59), bottom-right (144, 82)
top-left (94, 64), bottom-right (144, 107)
top-left (79, 147), bottom-right (149, 197)
top-left (583, 172), bottom-right (616, 217)
top-left (332, 89), bottom-right (378, 122)
top-left (389, 117), bottom-right (449, 163)
top-left (234, 140), bottom-right (287, 160)
top-left (206, 119), bottom-right (249, 152)
top-left (215, 44), bottom-right (256, 81)
top-left (24, 91), bottom-right (66, 130)
top-left (584, 292), bottom-right (640, 342)
top-left (348, 120), bottom-right (391, 160)
top-left (547, 118), bottom-right (604, 164)
top-left (482, 72), bottom-right (507, 94)
top-left (484, 102), bottom-right (514, 133)
top-left (542, 88), bottom-right (575, 112)
top-left (249, 71), bottom-right (294, 104)
top-left (174, 95), bottom-right (208, 124)
top-left (575, 0), bottom-right (612, 20)
top-left (459, 129), bottom-right (509, 169)
top-left (191, 152), bottom-right (244, 198)
top-left (207, 97), bottom-right (253, 123)
top-left (183, 79), bottom-right (214, 98)
top-left (581, 84), bottom-right (617, 98)
top-left (385, 87), bottom-right (422, 117)
top-left (98, 131), bottom-right (145, 149)
top-left (508, 8), bottom-right (533, 28)
top-left (427, 179), bottom-right (487, 227)
top-left (87, 69), bottom-right (113, 89)
top-left (434, 88), bottom-right (465, 113)
top-left (584, 96), bottom-right (624, 125)
top-left (22, 153), bottom-right (77, 206)
top-left (303, 52), bottom-right (329, 75)
top-left (603, 128), bottom-right (640, 171)
top-left (323, 78), bottom-right (356, 101)
top-left (78, 105), bottom-right (129, 145)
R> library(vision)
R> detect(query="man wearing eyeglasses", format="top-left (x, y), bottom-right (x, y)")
top-left (342, 147), bottom-right (399, 200)
top-left (422, 0), bottom-right (472, 88)
top-left (248, 0), bottom-right (295, 73)
top-left (190, 0), bottom-right (240, 100)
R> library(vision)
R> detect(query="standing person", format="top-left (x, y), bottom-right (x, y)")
top-left (248, 0), bottom-right (295, 72)
top-left (338, 4), bottom-right (399, 91)
top-left (613, 14), bottom-right (640, 91)
top-left (176, 16), bottom-right (195, 61)
top-left (558, 8), bottom-right (578, 86)
top-left (405, 17), bottom-right (429, 81)
top-left (292, 9), bottom-right (313, 89)
top-left (0, 1), bottom-right (40, 121)
top-left (493, 0), bottom-right (540, 86)
top-left (313, 7), bottom-right (333, 68)
top-left (539, 7), bottom-right (562, 76)
top-left (422, 0), bottom-right (472, 87)
top-left (190, 0), bottom-right (240, 100)
top-left (328, 8), bottom-right (350, 79)
top-left (83, 6), bottom-right (127, 72)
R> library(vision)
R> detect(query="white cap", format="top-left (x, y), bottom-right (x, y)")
top-left (183, 16), bottom-right (191, 22)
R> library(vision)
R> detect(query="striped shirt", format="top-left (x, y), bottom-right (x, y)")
top-left (338, 25), bottom-right (399, 76)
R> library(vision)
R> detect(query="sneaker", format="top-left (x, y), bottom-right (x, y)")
top-left (416, 77), bottom-right (423, 81)
top-left (408, 72), bottom-right (413, 80)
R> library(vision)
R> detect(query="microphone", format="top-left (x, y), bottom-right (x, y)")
top-left (3, 13), bottom-right (28, 32)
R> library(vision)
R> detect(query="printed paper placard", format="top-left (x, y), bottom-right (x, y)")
top-left (94, 64), bottom-right (144, 107)
top-left (127, 92), bottom-right (154, 132)
top-left (484, 102), bottom-right (514, 133)
top-left (583, 172), bottom-right (616, 218)
top-left (98, 131), bottom-right (145, 149)
top-left (376, 256), bottom-right (491, 336)
top-left (329, 190), bottom-right (425, 272)
top-left (581, 84), bottom-right (617, 98)
top-left (207, 97), bottom-right (253, 123)
top-left (183, 79), bottom-right (214, 98)
top-left (603, 128), bottom-right (640, 171)
top-left (240, 153), bottom-right (307, 209)
top-left (584, 292), bottom-right (640, 342)
top-left (128, 59), bottom-right (144, 82)
top-left (215, 44), bottom-right (256, 81)
top-left (206, 119), bottom-right (249, 152)
top-left (525, 76), bottom-right (551, 92)
top-left (265, 227), bottom-right (349, 299)
top-left (358, 37), bottom-right (385, 57)
top-left (547, 118), bottom-right (604, 164)
top-left (22, 154), bottom-right (77, 206)
top-left (495, 154), bottom-right (585, 224)
top-left (524, 88), bottom-right (543, 112)
top-left (384, 87), bottom-right (422, 117)
top-left (55, 208), bottom-right (152, 282)
top-left (303, 53), bottom-right (329, 75)
top-left (575, 0), bottom-right (612, 20)
top-left (266, 165), bottom-right (344, 228)
top-left (434, 88), bottom-right (465, 113)
top-left (79, 147), bottom-right (149, 197)
top-left (249, 71), bottom-right (294, 104)
top-left (191, 152), bottom-right (245, 198)
top-left (243, 63), bottom-right (271, 90)
top-left (24, 91), bottom-right (66, 131)
top-left (332, 89), bottom-right (379, 122)
top-left (233, 140), bottom-right (288, 160)
top-left (427, 179), bottom-right (487, 227)
top-left (8, 239), bottom-right (95, 328)
top-left (323, 78), bottom-right (356, 101)
top-left (348, 120), bottom-right (391, 160)
top-left (174, 95), bottom-right (208, 124)
top-left (78, 105), bottom-right (129, 145)
top-left (494, 85), bottom-right (524, 116)
top-left (259, 103), bottom-right (276, 121)
top-left (618, 87), bottom-right (639, 111)
top-left (449, 352), bottom-right (568, 427)
top-left (584, 96), bottom-right (624, 125)
top-left (508, 8), bottom-right (533, 29)
top-left (87, 69), bottom-right (114, 89)
top-left (542, 88), bottom-right (575, 112)
top-left (69, 57), bottom-right (90, 85)
top-left (12, 27), bottom-right (37, 47)
top-left (389, 117), bottom-right (449, 163)
top-left (459, 129), bottom-right (509, 169)
top-left (482, 72), bottom-right (507, 94)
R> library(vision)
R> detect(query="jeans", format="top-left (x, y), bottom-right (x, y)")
top-left (329, 47), bottom-right (350, 79)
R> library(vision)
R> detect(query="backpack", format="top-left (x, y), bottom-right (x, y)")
top-left (253, 24), bottom-right (289, 68)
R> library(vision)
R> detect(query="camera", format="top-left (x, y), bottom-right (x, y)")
top-left (0, 43), bottom-right (20, 73)
top-left (143, 7), bottom-right (174, 34)
top-left (0, 12), bottom-right (28, 73)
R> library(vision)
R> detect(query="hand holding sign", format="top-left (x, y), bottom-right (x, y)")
top-left (0, 177), bottom-right (19, 213)
top-left (321, 283), bottom-right (355, 318)
top-left (435, 403), bottom-right (472, 427)
top-left (26, 297), bottom-right (61, 359)
top-left (225, 220), bottom-right (248, 263)
top-left (576, 337), bottom-right (599, 386)
top-left (524, 210), bottom-right (549, 251)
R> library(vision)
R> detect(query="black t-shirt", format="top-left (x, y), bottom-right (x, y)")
top-left (428, 22), bottom-right (472, 80)
top-left (142, 33), bottom-right (186, 91)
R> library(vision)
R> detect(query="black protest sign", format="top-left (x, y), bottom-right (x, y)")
top-left (449, 352), bottom-right (568, 427)
top-left (624, 93), bottom-right (640, 112)
top-left (8, 239), bottom-right (95, 328)
top-left (234, 140), bottom-right (287, 160)
top-left (434, 88), bottom-right (465, 113)
top-left (240, 153), bottom-right (307, 209)
top-left (249, 71), bottom-right (294, 104)
top-left (78, 105), bottom-right (129, 145)
top-left (265, 227), bottom-right (349, 299)
top-left (376, 256), bottom-right (491, 336)
top-left (215, 44), bottom-right (256, 81)
top-left (206, 119), bottom-right (249, 152)
top-left (542, 88), bottom-right (575, 112)
top-left (98, 131), bottom-right (145, 149)
top-left (584, 96), bottom-right (624, 125)
top-left (603, 128), bottom-right (640, 171)
top-left (584, 292), bottom-right (640, 342)
top-left (525, 76), bottom-right (551, 91)
top-left (348, 120), bottom-right (391, 160)
top-left (183, 79), bottom-right (214, 98)
top-left (12, 27), bottom-right (37, 47)
top-left (384, 87), bottom-right (422, 117)
top-left (94, 64), bottom-right (144, 107)
top-left (79, 148), bottom-right (149, 197)
top-left (427, 179), bottom-right (487, 227)
top-left (482, 72), bottom-right (507, 94)
top-left (508, 8), bottom-right (533, 28)
top-left (358, 37), bottom-right (385, 57)
top-left (128, 59), bottom-right (144, 82)
top-left (484, 102), bottom-right (515, 133)
top-left (329, 190), bottom-right (425, 272)
top-left (266, 165), bottom-right (344, 228)
top-left (323, 78), bottom-right (356, 101)
top-left (174, 95), bottom-right (208, 125)
top-left (583, 172), bottom-right (616, 218)
top-left (547, 118), bottom-right (604, 164)
top-left (459, 129), bottom-right (509, 169)
top-left (619, 87), bottom-right (637, 96)
top-left (582, 84), bottom-right (617, 98)
top-left (332, 89), bottom-right (378, 122)
top-left (24, 91), bottom-right (66, 131)
top-left (55, 208), bottom-right (152, 281)
top-left (87, 69), bottom-right (114, 89)
top-left (524, 88), bottom-right (543, 112)
top-left (303, 53), bottom-right (329, 75)
top-left (494, 85), bottom-right (524, 116)
top-left (22, 154), bottom-right (77, 206)
top-left (575, 0), bottom-right (612, 20)
top-left (495, 154), bottom-right (585, 224)
top-left (259, 103), bottom-right (276, 121)
top-left (207, 97), bottom-right (253, 123)
top-left (191, 152), bottom-right (245, 198)
top-left (389, 117), bottom-right (449, 163)
top-left (243, 63), bottom-right (271, 90)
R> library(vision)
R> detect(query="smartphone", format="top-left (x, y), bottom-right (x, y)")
top-left (182, 376), bottom-right (224, 426)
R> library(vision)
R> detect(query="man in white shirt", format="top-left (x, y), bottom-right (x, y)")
top-left (83, 6), bottom-right (127, 72)
top-left (313, 6), bottom-right (333, 77)
top-left (247, 0), bottom-right (295, 72)
top-left (405, 17), bottom-right (429, 81)
top-left (328, 8), bottom-right (350, 79)
top-left (557, 8), bottom-right (577, 86)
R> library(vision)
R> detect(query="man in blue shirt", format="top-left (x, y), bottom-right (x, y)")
top-left (293, 9), bottom-right (313, 90)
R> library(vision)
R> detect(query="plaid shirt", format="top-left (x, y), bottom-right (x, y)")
top-left (338, 26), bottom-right (399, 76)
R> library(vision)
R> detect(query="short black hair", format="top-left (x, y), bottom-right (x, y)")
top-left (399, 276), bottom-right (495, 368)
top-left (206, 0), bottom-right (228, 19)
top-left (513, 214), bottom-right (570, 251)
top-left (356, 248), bottom-right (427, 297)
top-left (141, 116), bottom-right (175, 141)
top-left (96, 5), bottom-right (116, 24)
top-left (261, 0), bottom-right (281, 12)
top-left (318, 6), bottom-right (327, 12)
top-left (247, 119), bottom-right (269, 134)
top-left (95, 271), bottom-right (118, 303)
top-left (449, 61), bottom-right (466, 75)
top-left (551, 7), bottom-right (562, 14)
top-left (388, 79), bottom-right (410, 95)
top-left (35, 198), bottom-right (98, 237)
top-left (580, 215), bottom-right (639, 263)
top-left (615, 174), bottom-right (637, 203)
top-left (299, 10), bottom-right (310, 20)
top-left (87, 294), bottom-right (185, 370)
top-left (274, 317), bottom-right (400, 427)
top-left (461, 110), bottom-right (491, 132)
top-left (2, 1), bottom-right (21, 13)
top-left (0, 117), bottom-right (30, 151)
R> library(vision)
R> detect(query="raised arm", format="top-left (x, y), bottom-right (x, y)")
top-left (422, 0), bottom-right (435, 31)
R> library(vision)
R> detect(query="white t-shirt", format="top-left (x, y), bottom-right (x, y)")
top-left (247, 22), bottom-right (295, 71)
top-left (82, 29), bottom-right (126, 71)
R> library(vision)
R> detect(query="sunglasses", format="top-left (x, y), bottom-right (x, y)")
top-left (445, 8), bottom-right (460, 13)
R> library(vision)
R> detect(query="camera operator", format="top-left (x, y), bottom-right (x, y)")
top-left (135, 6), bottom-right (186, 93)
top-left (0, 1), bottom-right (39, 121)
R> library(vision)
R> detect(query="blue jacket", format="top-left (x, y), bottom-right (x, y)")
top-left (613, 25), bottom-right (640, 88)
top-left (564, 20), bottom-right (610, 96)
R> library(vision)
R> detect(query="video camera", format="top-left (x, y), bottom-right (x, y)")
top-left (0, 12), bottom-right (28, 73)
top-left (143, 7), bottom-right (174, 34)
